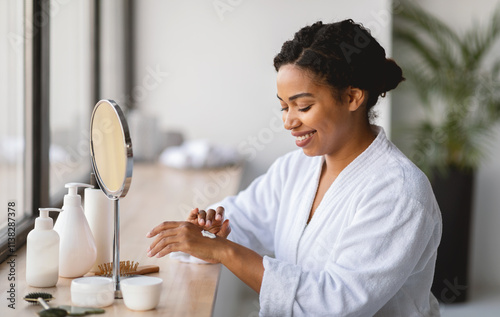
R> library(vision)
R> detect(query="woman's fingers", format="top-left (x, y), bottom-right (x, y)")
top-left (181, 206), bottom-right (225, 230)
top-left (187, 208), bottom-right (199, 222)
top-left (146, 221), bottom-right (183, 254)
top-left (197, 209), bottom-right (206, 226)
top-left (147, 232), bottom-right (179, 258)
top-left (145, 221), bottom-right (222, 263)
top-left (147, 222), bottom-right (195, 257)
top-left (205, 206), bottom-right (225, 228)
top-left (215, 206), bottom-right (224, 222)
top-left (146, 220), bottom-right (179, 238)
top-left (218, 219), bottom-right (231, 238)
top-left (205, 209), bottom-right (215, 227)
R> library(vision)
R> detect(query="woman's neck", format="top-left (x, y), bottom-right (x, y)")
top-left (323, 124), bottom-right (376, 178)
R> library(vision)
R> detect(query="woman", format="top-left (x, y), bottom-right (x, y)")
top-left (147, 19), bottom-right (442, 316)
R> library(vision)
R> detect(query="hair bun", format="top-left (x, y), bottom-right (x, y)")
top-left (382, 58), bottom-right (405, 92)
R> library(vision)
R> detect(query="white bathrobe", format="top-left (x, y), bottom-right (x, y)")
top-left (217, 127), bottom-right (442, 316)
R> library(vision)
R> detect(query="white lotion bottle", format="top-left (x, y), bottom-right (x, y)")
top-left (26, 208), bottom-right (62, 287)
top-left (85, 173), bottom-right (113, 273)
top-left (54, 183), bottom-right (97, 278)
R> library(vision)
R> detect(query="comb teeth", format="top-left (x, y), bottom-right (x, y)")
top-left (97, 260), bottom-right (140, 277)
top-left (23, 292), bottom-right (55, 304)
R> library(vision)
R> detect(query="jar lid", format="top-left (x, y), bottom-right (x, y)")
top-left (121, 276), bottom-right (163, 287)
top-left (71, 276), bottom-right (114, 308)
top-left (71, 276), bottom-right (113, 291)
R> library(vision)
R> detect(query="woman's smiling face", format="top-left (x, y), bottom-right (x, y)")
top-left (277, 64), bottom-right (363, 158)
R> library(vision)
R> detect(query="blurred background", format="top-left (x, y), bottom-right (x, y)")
top-left (1, 0), bottom-right (499, 316)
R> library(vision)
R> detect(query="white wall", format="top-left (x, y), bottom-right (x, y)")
top-left (392, 0), bottom-right (500, 288)
top-left (134, 0), bottom-right (394, 187)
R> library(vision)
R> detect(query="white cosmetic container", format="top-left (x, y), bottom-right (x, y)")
top-left (26, 208), bottom-right (61, 287)
top-left (53, 183), bottom-right (97, 278)
top-left (121, 276), bottom-right (163, 311)
top-left (71, 276), bottom-right (114, 307)
top-left (84, 173), bottom-right (113, 272)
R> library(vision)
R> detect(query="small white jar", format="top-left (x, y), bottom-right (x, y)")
top-left (71, 276), bottom-right (114, 307)
top-left (121, 276), bottom-right (163, 311)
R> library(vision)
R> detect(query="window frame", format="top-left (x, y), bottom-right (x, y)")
top-left (0, 0), bottom-right (50, 263)
top-left (0, 0), bottom-right (131, 264)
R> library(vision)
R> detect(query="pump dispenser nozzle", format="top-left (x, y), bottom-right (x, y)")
top-left (39, 207), bottom-right (63, 217)
top-left (65, 183), bottom-right (94, 195)
top-left (36, 208), bottom-right (62, 230)
top-left (64, 183), bottom-right (94, 207)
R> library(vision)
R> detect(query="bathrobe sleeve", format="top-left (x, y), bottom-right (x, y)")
top-left (214, 153), bottom-right (290, 256)
top-left (259, 172), bottom-right (442, 316)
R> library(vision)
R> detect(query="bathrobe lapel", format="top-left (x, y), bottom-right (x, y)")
top-left (274, 155), bottom-right (323, 264)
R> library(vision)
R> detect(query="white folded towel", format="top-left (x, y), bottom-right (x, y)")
top-left (159, 139), bottom-right (240, 169)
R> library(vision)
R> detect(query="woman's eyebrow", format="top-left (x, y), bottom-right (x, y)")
top-left (276, 92), bottom-right (314, 102)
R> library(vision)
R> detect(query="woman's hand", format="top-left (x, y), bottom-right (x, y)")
top-left (187, 206), bottom-right (230, 238)
top-left (146, 220), bottom-right (231, 263)
top-left (147, 218), bottom-right (264, 293)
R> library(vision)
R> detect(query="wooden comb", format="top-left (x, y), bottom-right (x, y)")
top-left (95, 260), bottom-right (159, 277)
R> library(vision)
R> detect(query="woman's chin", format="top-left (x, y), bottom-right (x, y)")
top-left (301, 148), bottom-right (320, 157)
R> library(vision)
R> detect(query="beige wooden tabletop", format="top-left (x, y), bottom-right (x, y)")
top-left (0, 163), bottom-right (242, 316)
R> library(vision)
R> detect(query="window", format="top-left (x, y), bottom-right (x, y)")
top-left (0, 0), bottom-right (131, 263)
top-left (0, 0), bottom-right (30, 262)
top-left (49, 0), bottom-right (93, 201)
top-left (0, 0), bottom-right (133, 263)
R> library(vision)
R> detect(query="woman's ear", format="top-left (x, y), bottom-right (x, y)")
top-left (346, 87), bottom-right (366, 112)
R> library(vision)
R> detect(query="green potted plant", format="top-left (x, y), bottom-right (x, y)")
top-left (392, 1), bottom-right (500, 303)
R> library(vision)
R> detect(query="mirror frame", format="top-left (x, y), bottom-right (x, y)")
top-left (89, 99), bottom-right (133, 199)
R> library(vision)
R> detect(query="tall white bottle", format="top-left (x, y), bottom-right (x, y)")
top-left (26, 208), bottom-right (61, 287)
top-left (53, 183), bottom-right (97, 278)
top-left (85, 173), bottom-right (113, 272)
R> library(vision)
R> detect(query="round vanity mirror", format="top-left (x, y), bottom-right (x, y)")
top-left (89, 99), bottom-right (133, 299)
top-left (90, 99), bottom-right (133, 199)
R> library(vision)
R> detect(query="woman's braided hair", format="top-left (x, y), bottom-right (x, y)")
top-left (274, 20), bottom-right (404, 119)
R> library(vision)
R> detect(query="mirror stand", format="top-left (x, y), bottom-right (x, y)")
top-left (112, 199), bottom-right (122, 298)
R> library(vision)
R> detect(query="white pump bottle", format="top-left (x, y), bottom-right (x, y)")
top-left (26, 208), bottom-right (61, 287)
top-left (53, 183), bottom-right (97, 278)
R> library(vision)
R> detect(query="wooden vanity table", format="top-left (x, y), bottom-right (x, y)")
top-left (0, 163), bottom-right (242, 316)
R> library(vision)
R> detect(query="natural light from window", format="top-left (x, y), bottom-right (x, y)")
top-left (0, 0), bottom-right (26, 230)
